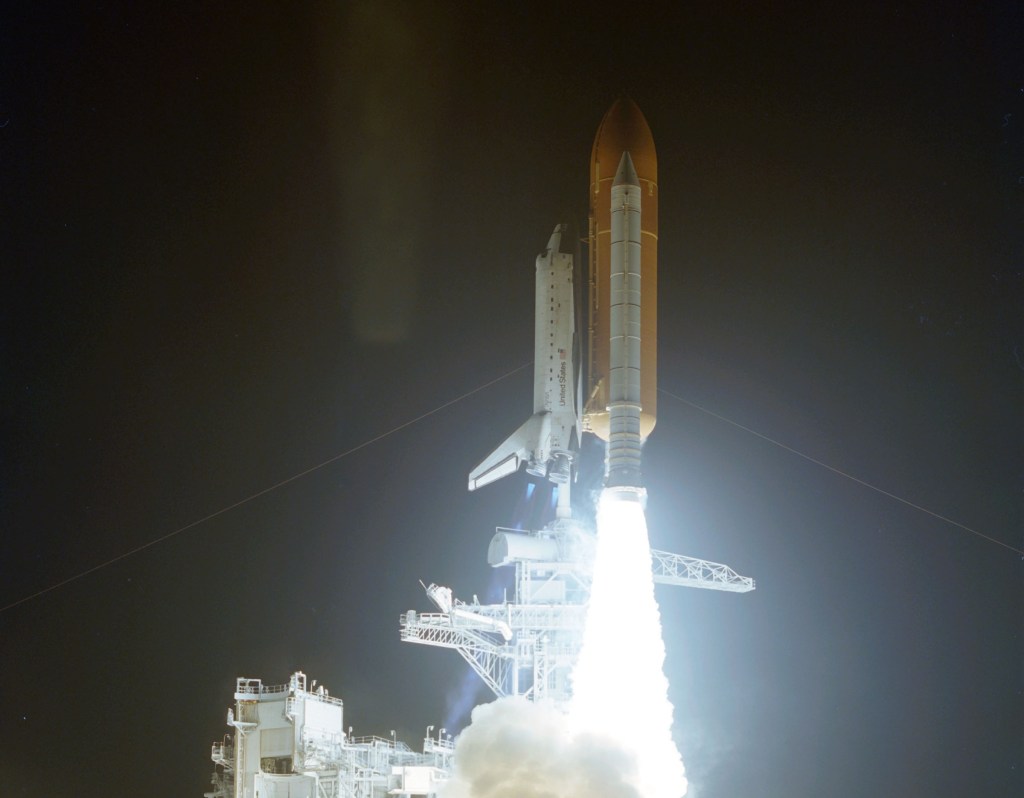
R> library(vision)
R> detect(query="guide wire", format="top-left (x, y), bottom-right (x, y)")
top-left (660, 387), bottom-right (1022, 556)
top-left (0, 363), bottom-right (532, 614)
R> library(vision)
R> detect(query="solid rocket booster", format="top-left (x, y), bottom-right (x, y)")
top-left (605, 151), bottom-right (643, 489)
top-left (584, 99), bottom-right (658, 443)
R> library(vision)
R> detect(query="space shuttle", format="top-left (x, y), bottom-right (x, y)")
top-left (468, 224), bottom-right (581, 492)
top-left (469, 99), bottom-right (658, 501)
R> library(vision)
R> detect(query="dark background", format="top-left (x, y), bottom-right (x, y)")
top-left (2, 2), bottom-right (1021, 796)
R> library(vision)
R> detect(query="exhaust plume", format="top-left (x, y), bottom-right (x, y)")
top-left (442, 490), bottom-right (687, 798)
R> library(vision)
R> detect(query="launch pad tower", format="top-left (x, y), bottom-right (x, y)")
top-left (400, 516), bottom-right (754, 706)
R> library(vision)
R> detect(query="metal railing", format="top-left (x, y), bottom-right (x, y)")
top-left (210, 740), bottom-right (234, 768)
top-left (234, 676), bottom-right (343, 706)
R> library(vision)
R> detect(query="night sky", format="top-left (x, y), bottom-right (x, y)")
top-left (2, 3), bottom-right (1022, 797)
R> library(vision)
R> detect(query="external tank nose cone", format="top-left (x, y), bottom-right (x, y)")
top-left (591, 98), bottom-right (657, 185)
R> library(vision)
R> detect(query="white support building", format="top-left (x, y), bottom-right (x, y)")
top-left (205, 672), bottom-right (452, 798)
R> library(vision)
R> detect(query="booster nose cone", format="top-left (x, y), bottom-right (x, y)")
top-left (613, 150), bottom-right (640, 188)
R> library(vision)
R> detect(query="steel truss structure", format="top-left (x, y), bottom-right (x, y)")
top-left (401, 521), bottom-right (754, 705)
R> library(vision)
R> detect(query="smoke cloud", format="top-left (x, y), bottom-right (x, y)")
top-left (439, 697), bottom-right (642, 798)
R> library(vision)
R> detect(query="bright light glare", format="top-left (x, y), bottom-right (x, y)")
top-left (569, 488), bottom-right (687, 798)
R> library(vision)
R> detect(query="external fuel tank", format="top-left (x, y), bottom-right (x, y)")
top-left (584, 99), bottom-right (658, 441)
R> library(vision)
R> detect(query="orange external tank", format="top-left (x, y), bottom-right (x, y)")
top-left (584, 99), bottom-right (658, 441)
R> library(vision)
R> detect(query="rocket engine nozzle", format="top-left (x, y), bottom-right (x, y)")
top-left (601, 484), bottom-right (647, 507)
top-left (547, 452), bottom-right (572, 484)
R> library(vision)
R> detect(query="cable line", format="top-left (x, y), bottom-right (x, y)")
top-left (660, 387), bottom-right (1023, 556)
top-left (0, 363), bottom-right (532, 614)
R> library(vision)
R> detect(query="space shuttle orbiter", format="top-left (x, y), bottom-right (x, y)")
top-left (468, 224), bottom-right (581, 492)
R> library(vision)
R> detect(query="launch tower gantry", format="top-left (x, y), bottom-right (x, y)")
top-left (400, 517), bottom-right (754, 706)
